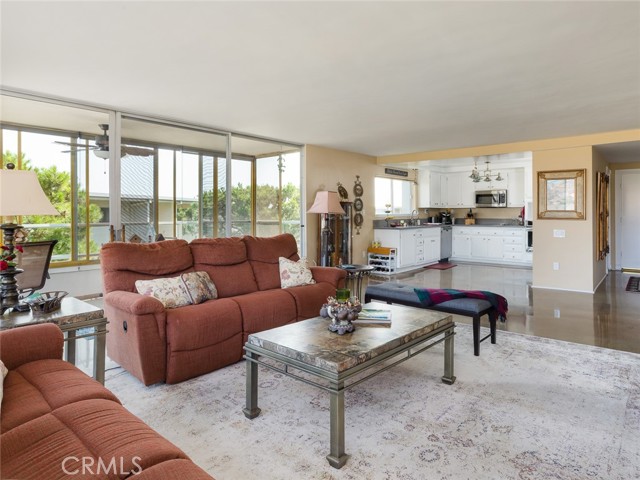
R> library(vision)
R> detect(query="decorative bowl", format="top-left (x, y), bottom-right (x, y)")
top-left (26, 291), bottom-right (68, 315)
top-left (320, 296), bottom-right (362, 335)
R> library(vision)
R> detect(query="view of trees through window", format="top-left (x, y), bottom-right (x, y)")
top-left (1, 107), bottom-right (303, 268)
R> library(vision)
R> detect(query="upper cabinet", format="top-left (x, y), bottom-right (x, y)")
top-left (419, 164), bottom-right (530, 209)
top-left (419, 171), bottom-right (475, 208)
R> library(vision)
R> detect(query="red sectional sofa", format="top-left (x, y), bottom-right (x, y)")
top-left (101, 233), bottom-right (346, 385)
top-left (0, 323), bottom-right (213, 480)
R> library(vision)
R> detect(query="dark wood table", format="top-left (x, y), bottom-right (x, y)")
top-left (337, 264), bottom-right (376, 301)
top-left (243, 302), bottom-right (455, 468)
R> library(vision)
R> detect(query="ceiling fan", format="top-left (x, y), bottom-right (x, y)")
top-left (55, 124), bottom-right (154, 158)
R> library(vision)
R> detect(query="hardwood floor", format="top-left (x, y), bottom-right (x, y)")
top-left (367, 263), bottom-right (640, 354)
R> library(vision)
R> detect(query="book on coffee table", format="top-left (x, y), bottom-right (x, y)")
top-left (353, 309), bottom-right (392, 325)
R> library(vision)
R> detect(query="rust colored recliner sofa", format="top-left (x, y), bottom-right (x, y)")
top-left (101, 233), bottom-right (346, 386)
top-left (0, 323), bottom-right (213, 480)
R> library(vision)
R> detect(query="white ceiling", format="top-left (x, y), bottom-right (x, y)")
top-left (1, 2), bottom-right (639, 158)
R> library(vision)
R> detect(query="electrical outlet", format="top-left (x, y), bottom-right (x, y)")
top-left (553, 262), bottom-right (560, 270)
top-left (554, 309), bottom-right (561, 318)
top-left (553, 229), bottom-right (566, 238)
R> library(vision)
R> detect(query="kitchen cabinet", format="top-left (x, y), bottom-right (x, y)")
top-left (418, 170), bottom-right (443, 208)
top-left (506, 168), bottom-right (525, 207)
top-left (446, 173), bottom-right (475, 208)
top-left (451, 226), bottom-right (530, 265)
top-left (420, 171), bottom-right (475, 209)
top-left (373, 227), bottom-right (440, 271)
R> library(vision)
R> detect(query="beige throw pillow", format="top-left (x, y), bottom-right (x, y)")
top-left (135, 271), bottom-right (217, 308)
top-left (279, 257), bottom-right (316, 288)
top-left (0, 359), bottom-right (8, 414)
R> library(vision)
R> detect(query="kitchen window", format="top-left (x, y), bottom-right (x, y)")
top-left (374, 177), bottom-right (414, 215)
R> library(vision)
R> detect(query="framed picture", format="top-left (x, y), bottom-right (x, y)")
top-left (537, 169), bottom-right (586, 220)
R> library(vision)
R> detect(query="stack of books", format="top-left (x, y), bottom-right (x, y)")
top-left (352, 309), bottom-right (392, 326)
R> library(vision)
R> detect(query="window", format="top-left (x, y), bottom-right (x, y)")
top-left (374, 177), bottom-right (414, 215)
top-left (1, 125), bottom-right (110, 265)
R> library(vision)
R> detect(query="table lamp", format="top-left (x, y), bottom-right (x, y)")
top-left (0, 163), bottom-right (59, 314)
top-left (307, 191), bottom-right (346, 267)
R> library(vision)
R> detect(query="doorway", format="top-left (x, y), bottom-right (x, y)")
top-left (615, 169), bottom-right (640, 270)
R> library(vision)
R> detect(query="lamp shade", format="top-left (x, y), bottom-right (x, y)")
top-left (307, 191), bottom-right (346, 215)
top-left (0, 167), bottom-right (59, 217)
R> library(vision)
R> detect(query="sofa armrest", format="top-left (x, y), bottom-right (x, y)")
top-left (104, 291), bottom-right (165, 315)
top-left (310, 266), bottom-right (347, 288)
top-left (0, 323), bottom-right (64, 370)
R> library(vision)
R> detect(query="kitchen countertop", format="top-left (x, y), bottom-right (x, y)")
top-left (374, 224), bottom-right (443, 230)
top-left (375, 223), bottom-right (525, 230)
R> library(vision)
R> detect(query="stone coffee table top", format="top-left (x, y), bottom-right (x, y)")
top-left (246, 302), bottom-right (453, 373)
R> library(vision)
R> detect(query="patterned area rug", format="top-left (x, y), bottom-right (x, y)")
top-left (106, 324), bottom-right (640, 480)
top-left (626, 276), bottom-right (640, 292)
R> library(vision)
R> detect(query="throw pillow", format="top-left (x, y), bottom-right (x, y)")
top-left (279, 256), bottom-right (316, 288)
top-left (135, 276), bottom-right (192, 308)
top-left (181, 271), bottom-right (218, 304)
top-left (0, 359), bottom-right (8, 414)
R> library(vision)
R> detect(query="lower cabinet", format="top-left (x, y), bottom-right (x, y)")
top-left (373, 227), bottom-right (441, 272)
top-left (452, 226), bottom-right (530, 265)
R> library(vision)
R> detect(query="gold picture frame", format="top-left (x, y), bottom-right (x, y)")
top-left (537, 169), bottom-right (586, 220)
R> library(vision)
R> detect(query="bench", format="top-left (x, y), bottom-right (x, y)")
top-left (364, 283), bottom-right (498, 356)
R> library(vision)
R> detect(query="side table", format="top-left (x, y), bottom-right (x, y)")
top-left (0, 297), bottom-right (108, 384)
top-left (337, 264), bottom-right (376, 301)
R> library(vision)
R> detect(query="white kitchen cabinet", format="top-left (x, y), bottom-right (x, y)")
top-left (374, 227), bottom-right (441, 270)
top-left (399, 230), bottom-right (417, 267)
top-left (451, 226), bottom-right (530, 265)
top-left (506, 168), bottom-right (525, 207)
top-left (418, 171), bottom-right (443, 208)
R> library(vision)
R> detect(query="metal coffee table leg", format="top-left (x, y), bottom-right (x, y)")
top-left (326, 379), bottom-right (348, 468)
top-left (243, 352), bottom-right (261, 419)
top-left (441, 326), bottom-right (456, 385)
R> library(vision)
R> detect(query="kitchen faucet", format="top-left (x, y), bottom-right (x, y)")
top-left (410, 209), bottom-right (419, 225)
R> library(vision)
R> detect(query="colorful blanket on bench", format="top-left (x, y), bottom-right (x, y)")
top-left (414, 288), bottom-right (508, 322)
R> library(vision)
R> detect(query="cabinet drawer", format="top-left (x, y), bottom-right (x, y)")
top-left (503, 236), bottom-right (524, 245)
top-left (416, 246), bottom-right (424, 255)
top-left (416, 238), bottom-right (425, 246)
top-left (416, 255), bottom-right (425, 262)
top-left (503, 244), bottom-right (524, 253)
top-left (504, 252), bottom-right (523, 261)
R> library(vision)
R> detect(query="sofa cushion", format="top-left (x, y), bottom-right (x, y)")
top-left (285, 282), bottom-right (338, 320)
top-left (191, 238), bottom-right (258, 297)
top-left (101, 240), bottom-right (194, 294)
top-left (166, 298), bottom-right (242, 352)
top-left (1, 412), bottom-right (98, 480)
top-left (279, 256), bottom-right (316, 288)
top-left (0, 359), bottom-right (7, 414)
top-left (1, 359), bottom-right (121, 433)
top-left (244, 234), bottom-right (299, 291)
top-left (232, 289), bottom-right (297, 338)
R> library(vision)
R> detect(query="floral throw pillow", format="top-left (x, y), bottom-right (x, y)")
top-left (181, 271), bottom-right (218, 304)
top-left (135, 276), bottom-right (192, 308)
top-left (279, 257), bottom-right (316, 289)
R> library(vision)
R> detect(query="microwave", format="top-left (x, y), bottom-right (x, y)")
top-left (475, 190), bottom-right (507, 208)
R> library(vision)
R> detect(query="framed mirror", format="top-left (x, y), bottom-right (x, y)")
top-left (537, 169), bottom-right (586, 220)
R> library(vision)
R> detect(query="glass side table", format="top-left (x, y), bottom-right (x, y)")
top-left (0, 297), bottom-right (108, 384)
top-left (337, 264), bottom-right (376, 301)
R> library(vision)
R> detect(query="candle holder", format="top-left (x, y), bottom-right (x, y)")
top-left (319, 296), bottom-right (362, 335)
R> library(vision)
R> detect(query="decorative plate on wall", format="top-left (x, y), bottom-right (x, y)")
top-left (353, 197), bottom-right (363, 212)
top-left (353, 212), bottom-right (364, 227)
top-left (353, 182), bottom-right (363, 197)
top-left (337, 183), bottom-right (349, 200)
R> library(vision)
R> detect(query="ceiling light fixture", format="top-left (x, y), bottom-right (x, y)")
top-left (470, 156), bottom-right (503, 183)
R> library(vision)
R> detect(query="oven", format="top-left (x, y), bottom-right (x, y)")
top-left (525, 222), bottom-right (533, 252)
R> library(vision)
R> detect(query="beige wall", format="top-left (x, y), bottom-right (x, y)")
top-left (304, 145), bottom-right (380, 264)
top-left (532, 146), bottom-right (598, 292)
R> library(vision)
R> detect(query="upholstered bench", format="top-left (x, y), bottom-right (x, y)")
top-left (364, 283), bottom-right (498, 356)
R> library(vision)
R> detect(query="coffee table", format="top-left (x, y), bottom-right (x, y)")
top-left (243, 302), bottom-right (455, 468)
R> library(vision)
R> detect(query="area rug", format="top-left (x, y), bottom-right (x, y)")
top-left (105, 325), bottom-right (640, 480)
top-left (626, 276), bottom-right (640, 292)
top-left (424, 262), bottom-right (457, 270)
